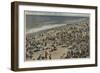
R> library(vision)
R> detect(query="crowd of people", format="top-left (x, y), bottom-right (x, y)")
top-left (25, 20), bottom-right (90, 61)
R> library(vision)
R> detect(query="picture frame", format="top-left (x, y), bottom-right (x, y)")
top-left (11, 1), bottom-right (97, 71)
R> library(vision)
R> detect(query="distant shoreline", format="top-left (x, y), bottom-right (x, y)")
top-left (26, 18), bottom-right (89, 34)
top-left (26, 24), bottom-right (66, 34)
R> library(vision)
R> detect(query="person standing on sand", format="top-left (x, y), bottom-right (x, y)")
top-left (44, 49), bottom-right (48, 59)
top-left (49, 53), bottom-right (51, 59)
top-left (44, 48), bottom-right (51, 59)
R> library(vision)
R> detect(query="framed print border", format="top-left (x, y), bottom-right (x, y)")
top-left (11, 1), bottom-right (98, 71)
